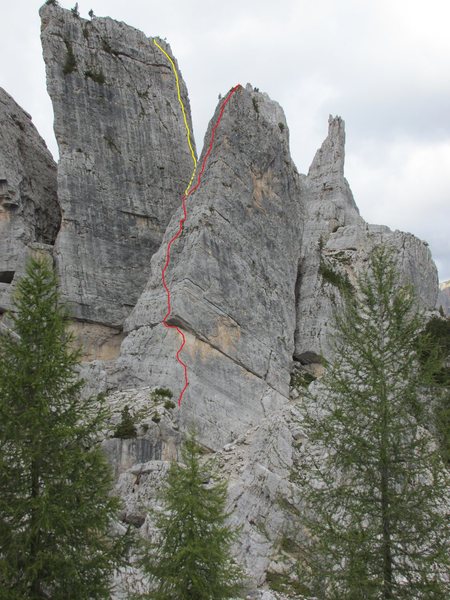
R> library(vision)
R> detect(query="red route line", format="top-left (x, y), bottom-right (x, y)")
top-left (161, 84), bottom-right (242, 406)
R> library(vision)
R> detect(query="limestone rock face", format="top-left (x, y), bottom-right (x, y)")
top-left (437, 280), bottom-right (450, 316)
top-left (2, 9), bottom-right (438, 594)
top-left (100, 387), bottom-right (304, 596)
top-left (294, 116), bottom-right (363, 362)
top-left (294, 116), bottom-right (439, 362)
top-left (0, 87), bottom-right (59, 315)
top-left (40, 3), bottom-right (195, 328)
top-left (116, 85), bottom-right (304, 450)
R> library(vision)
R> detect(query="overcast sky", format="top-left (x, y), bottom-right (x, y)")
top-left (1, 0), bottom-right (449, 281)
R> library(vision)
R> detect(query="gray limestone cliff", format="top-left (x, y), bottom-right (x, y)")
top-left (294, 116), bottom-right (438, 364)
top-left (0, 87), bottom-right (59, 317)
top-left (40, 3), bottom-right (195, 348)
top-left (107, 100), bottom-right (439, 590)
top-left (113, 102), bottom-right (439, 453)
top-left (0, 6), bottom-right (444, 595)
top-left (116, 85), bottom-right (304, 450)
top-left (437, 280), bottom-right (450, 316)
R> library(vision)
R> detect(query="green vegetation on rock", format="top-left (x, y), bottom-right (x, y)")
top-left (63, 40), bottom-right (76, 75)
top-left (113, 404), bottom-right (137, 439)
top-left (85, 69), bottom-right (106, 84)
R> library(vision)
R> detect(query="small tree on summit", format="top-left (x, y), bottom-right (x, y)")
top-left (139, 434), bottom-right (244, 599)
top-left (0, 258), bottom-right (127, 599)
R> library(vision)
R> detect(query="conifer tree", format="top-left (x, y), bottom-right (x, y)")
top-left (295, 247), bottom-right (450, 599)
top-left (0, 258), bottom-right (127, 599)
top-left (139, 435), bottom-right (243, 599)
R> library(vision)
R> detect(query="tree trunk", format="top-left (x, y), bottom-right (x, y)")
top-left (29, 457), bottom-right (43, 598)
top-left (381, 466), bottom-right (393, 599)
top-left (380, 385), bottom-right (393, 600)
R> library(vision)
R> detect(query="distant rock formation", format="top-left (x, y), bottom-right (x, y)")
top-left (0, 87), bottom-right (59, 317)
top-left (40, 3), bottom-right (195, 344)
top-left (437, 280), bottom-right (450, 316)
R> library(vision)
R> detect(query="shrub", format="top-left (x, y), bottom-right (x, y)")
top-left (102, 39), bottom-right (119, 56)
top-left (113, 405), bottom-right (137, 439)
top-left (150, 387), bottom-right (173, 402)
top-left (85, 69), bottom-right (106, 84)
top-left (291, 370), bottom-right (316, 389)
top-left (63, 41), bottom-right (76, 75)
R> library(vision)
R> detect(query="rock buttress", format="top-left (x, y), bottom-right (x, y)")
top-left (40, 3), bottom-right (195, 328)
top-left (116, 85), bottom-right (304, 450)
top-left (294, 115), bottom-right (438, 363)
top-left (437, 281), bottom-right (450, 316)
top-left (0, 87), bottom-right (59, 316)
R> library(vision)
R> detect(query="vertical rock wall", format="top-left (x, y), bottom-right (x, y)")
top-left (0, 87), bottom-right (59, 316)
top-left (437, 281), bottom-right (450, 316)
top-left (117, 85), bottom-right (304, 450)
top-left (294, 116), bottom-right (438, 362)
top-left (40, 4), bottom-right (195, 329)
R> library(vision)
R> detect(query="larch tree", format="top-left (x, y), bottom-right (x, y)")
top-left (139, 434), bottom-right (244, 599)
top-left (0, 258), bottom-right (127, 599)
top-left (294, 247), bottom-right (449, 599)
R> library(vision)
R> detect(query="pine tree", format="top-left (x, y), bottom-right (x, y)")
top-left (139, 435), bottom-right (244, 599)
top-left (0, 258), bottom-right (127, 599)
top-left (295, 247), bottom-right (450, 599)
top-left (417, 315), bottom-right (450, 464)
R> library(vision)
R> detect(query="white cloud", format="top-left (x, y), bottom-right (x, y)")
top-left (347, 138), bottom-right (450, 279)
top-left (0, 0), bottom-right (449, 280)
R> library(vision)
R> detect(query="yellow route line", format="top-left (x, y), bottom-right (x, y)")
top-left (153, 39), bottom-right (197, 194)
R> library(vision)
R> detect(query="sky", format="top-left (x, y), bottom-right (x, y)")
top-left (1, 0), bottom-right (449, 281)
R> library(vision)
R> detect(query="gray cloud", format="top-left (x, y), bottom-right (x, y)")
top-left (1, 0), bottom-right (449, 280)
